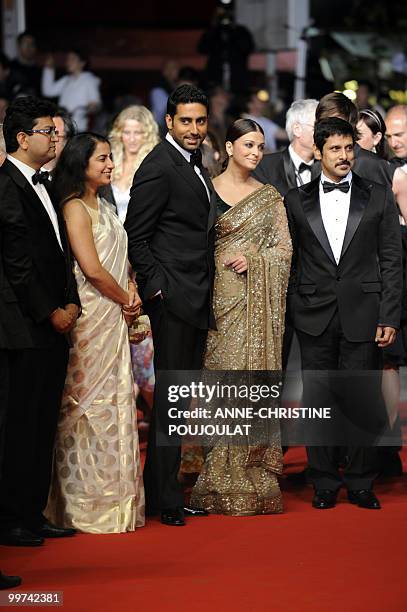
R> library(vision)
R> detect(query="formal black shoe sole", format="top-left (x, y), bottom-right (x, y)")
top-left (160, 519), bottom-right (185, 526)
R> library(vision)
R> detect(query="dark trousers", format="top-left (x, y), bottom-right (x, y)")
top-left (0, 337), bottom-right (69, 529)
top-left (297, 311), bottom-right (388, 491)
top-left (143, 297), bottom-right (208, 512)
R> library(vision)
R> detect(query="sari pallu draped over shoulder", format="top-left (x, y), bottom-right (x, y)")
top-left (191, 184), bottom-right (292, 515)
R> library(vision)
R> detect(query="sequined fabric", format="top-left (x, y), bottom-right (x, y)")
top-left (190, 185), bottom-right (292, 515)
top-left (46, 198), bottom-right (145, 533)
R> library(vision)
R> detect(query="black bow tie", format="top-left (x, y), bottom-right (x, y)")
top-left (298, 162), bottom-right (312, 174)
top-left (390, 156), bottom-right (407, 166)
top-left (32, 170), bottom-right (50, 185)
top-left (322, 181), bottom-right (350, 194)
top-left (189, 149), bottom-right (203, 170)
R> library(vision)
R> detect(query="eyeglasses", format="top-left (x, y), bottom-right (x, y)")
top-left (25, 127), bottom-right (59, 137)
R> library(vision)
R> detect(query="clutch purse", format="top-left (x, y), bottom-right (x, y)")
top-left (129, 314), bottom-right (151, 345)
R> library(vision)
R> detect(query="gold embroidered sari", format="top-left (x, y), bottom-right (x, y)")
top-left (190, 184), bottom-right (292, 515)
top-left (46, 198), bottom-right (145, 532)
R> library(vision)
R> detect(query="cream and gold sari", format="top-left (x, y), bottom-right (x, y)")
top-left (190, 184), bottom-right (292, 515)
top-left (46, 198), bottom-right (145, 533)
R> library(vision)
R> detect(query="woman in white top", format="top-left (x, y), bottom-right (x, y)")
top-left (42, 50), bottom-right (101, 131)
top-left (109, 105), bottom-right (160, 222)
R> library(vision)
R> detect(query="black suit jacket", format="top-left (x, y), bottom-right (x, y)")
top-left (124, 140), bottom-right (216, 330)
top-left (0, 159), bottom-right (80, 348)
top-left (253, 147), bottom-right (320, 198)
top-left (0, 179), bottom-right (32, 351)
top-left (285, 173), bottom-right (402, 342)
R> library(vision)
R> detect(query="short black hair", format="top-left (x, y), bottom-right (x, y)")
top-left (54, 107), bottom-right (77, 140)
top-left (3, 96), bottom-right (56, 153)
top-left (314, 117), bottom-right (355, 152)
top-left (53, 132), bottom-right (110, 205)
top-left (166, 84), bottom-right (209, 118)
top-left (17, 30), bottom-right (35, 46)
top-left (69, 48), bottom-right (89, 70)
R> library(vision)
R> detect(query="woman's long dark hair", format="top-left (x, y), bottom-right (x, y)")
top-left (359, 109), bottom-right (390, 160)
top-left (53, 132), bottom-right (110, 205)
top-left (222, 118), bottom-right (264, 170)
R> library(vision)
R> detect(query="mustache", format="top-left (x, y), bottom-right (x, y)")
top-left (335, 161), bottom-right (350, 167)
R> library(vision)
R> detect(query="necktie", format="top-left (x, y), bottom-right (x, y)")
top-left (189, 149), bottom-right (203, 170)
top-left (298, 162), bottom-right (312, 174)
top-left (32, 170), bottom-right (50, 185)
top-left (322, 181), bottom-right (350, 194)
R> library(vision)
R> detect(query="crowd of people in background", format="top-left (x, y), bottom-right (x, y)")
top-left (0, 26), bottom-right (406, 590)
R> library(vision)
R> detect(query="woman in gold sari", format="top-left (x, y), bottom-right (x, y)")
top-left (46, 133), bottom-right (145, 533)
top-left (190, 119), bottom-right (292, 515)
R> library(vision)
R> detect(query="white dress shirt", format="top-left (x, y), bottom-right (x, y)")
top-left (319, 171), bottom-right (352, 264)
top-left (165, 133), bottom-right (210, 200)
top-left (7, 155), bottom-right (63, 250)
top-left (289, 145), bottom-right (313, 186)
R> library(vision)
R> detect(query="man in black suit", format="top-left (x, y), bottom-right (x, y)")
top-left (0, 96), bottom-right (80, 546)
top-left (125, 85), bottom-right (216, 526)
top-left (286, 118), bottom-right (402, 510)
top-left (0, 166), bottom-right (33, 587)
top-left (253, 98), bottom-right (320, 197)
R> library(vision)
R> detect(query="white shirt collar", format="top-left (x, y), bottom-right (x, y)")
top-left (289, 145), bottom-right (313, 170)
top-left (166, 132), bottom-right (191, 162)
top-left (7, 154), bottom-right (37, 182)
top-left (320, 170), bottom-right (352, 185)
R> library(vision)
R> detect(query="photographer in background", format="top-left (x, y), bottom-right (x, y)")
top-left (198, 4), bottom-right (254, 93)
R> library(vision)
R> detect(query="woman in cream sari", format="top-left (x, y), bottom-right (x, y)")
top-left (190, 119), bottom-right (292, 515)
top-left (46, 133), bottom-right (145, 533)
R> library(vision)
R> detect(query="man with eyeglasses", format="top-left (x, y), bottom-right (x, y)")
top-left (0, 96), bottom-right (80, 546)
top-left (254, 99), bottom-right (319, 197)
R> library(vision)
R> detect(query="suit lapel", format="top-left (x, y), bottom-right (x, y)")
top-left (301, 178), bottom-right (336, 265)
top-left (201, 166), bottom-right (217, 233)
top-left (164, 140), bottom-right (210, 206)
top-left (340, 175), bottom-right (370, 259)
top-left (3, 160), bottom-right (64, 254)
top-left (282, 148), bottom-right (298, 191)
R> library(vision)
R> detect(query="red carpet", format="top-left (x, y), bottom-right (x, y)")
top-left (1, 445), bottom-right (406, 612)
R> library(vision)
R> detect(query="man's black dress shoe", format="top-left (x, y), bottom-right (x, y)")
top-left (34, 520), bottom-right (76, 538)
top-left (312, 489), bottom-right (338, 509)
top-left (183, 506), bottom-right (209, 517)
top-left (0, 571), bottom-right (22, 590)
top-left (161, 508), bottom-right (185, 526)
top-left (0, 527), bottom-right (44, 547)
top-left (348, 489), bottom-right (381, 509)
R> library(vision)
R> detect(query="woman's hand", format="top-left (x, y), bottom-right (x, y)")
top-left (123, 312), bottom-right (136, 327)
top-left (123, 282), bottom-right (142, 317)
top-left (225, 255), bottom-right (248, 274)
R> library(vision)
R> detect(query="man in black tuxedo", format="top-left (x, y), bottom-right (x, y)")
top-left (286, 118), bottom-right (402, 510)
top-left (0, 169), bottom-right (33, 586)
top-left (125, 85), bottom-right (216, 526)
top-left (253, 98), bottom-right (320, 197)
top-left (0, 96), bottom-right (80, 546)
